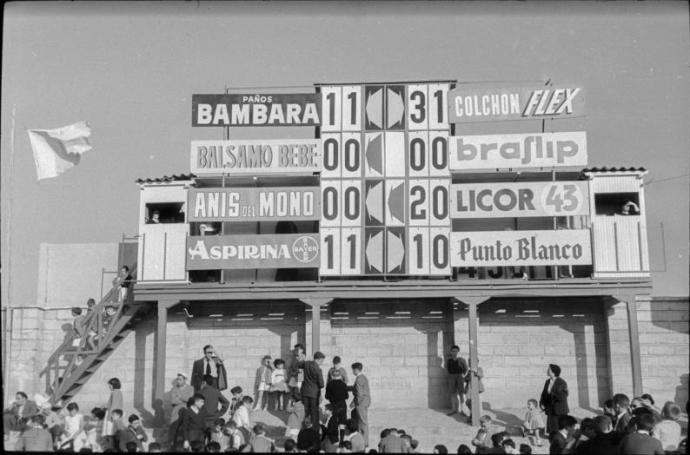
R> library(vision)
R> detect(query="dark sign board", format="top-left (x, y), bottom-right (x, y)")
top-left (192, 94), bottom-right (321, 126)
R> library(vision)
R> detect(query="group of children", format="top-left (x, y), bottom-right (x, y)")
top-left (254, 356), bottom-right (291, 412)
top-left (465, 392), bottom-right (686, 455)
top-left (9, 400), bottom-right (150, 452)
top-left (470, 398), bottom-right (545, 453)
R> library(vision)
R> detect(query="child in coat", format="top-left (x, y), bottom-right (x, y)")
top-left (522, 398), bottom-right (545, 446)
top-left (270, 359), bottom-right (289, 411)
top-left (253, 356), bottom-right (273, 411)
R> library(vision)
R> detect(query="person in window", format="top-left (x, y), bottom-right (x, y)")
top-left (620, 200), bottom-right (640, 215)
top-left (149, 210), bottom-right (161, 224)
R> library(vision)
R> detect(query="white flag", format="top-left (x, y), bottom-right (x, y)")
top-left (27, 121), bottom-right (93, 180)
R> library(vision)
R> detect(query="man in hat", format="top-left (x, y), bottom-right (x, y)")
top-left (169, 373), bottom-right (195, 424)
top-left (191, 345), bottom-right (228, 392)
top-left (167, 373), bottom-right (195, 447)
top-left (539, 363), bottom-right (569, 436)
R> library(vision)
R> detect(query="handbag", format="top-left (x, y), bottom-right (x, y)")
top-left (103, 419), bottom-right (114, 436)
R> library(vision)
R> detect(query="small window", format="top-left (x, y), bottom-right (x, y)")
top-left (190, 222), bottom-right (222, 236)
top-left (145, 203), bottom-right (185, 224)
top-left (594, 193), bottom-right (640, 216)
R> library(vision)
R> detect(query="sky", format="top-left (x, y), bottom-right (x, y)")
top-left (2, 1), bottom-right (689, 308)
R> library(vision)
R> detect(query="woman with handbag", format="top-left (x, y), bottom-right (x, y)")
top-left (464, 359), bottom-right (485, 422)
top-left (102, 377), bottom-right (123, 439)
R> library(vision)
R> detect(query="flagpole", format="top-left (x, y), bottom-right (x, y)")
top-left (4, 104), bottom-right (16, 405)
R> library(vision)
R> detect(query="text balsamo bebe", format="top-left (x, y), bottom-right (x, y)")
top-left (194, 142), bottom-right (319, 170)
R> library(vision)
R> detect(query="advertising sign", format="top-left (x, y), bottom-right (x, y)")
top-left (191, 139), bottom-right (322, 175)
top-left (192, 94), bottom-right (321, 126)
top-left (188, 187), bottom-right (320, 222)
top-left (450, 229), bottom-right (592, 267)
top-left (450, 181), bottom-right (590, 218)
top-left (448, 86), bottom-right (585, 123)
top-left (449, 132), bottom-right (587, 171)
top-left (187, 234), bottom-right (320, 270)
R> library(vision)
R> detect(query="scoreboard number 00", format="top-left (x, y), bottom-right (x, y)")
top-left (323, 137), bottom-right (339, 172)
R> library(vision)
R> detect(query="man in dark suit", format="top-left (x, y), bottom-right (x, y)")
top-left (612, 393), bottom-right (632, 435)
top-left (576, 415), bottom-right (620, 455)
top-left (539, 364), bottom-right (569, 435)
top-left (300, 351), bottom-right (325, 434)
top-left (617, 413), bottom-right (664, 455)
top-left (191, 344), bottom-right (228, 392)
top-left (199, 375), bottom-right (230, 428)
top-left (549, 415), bottom-right (577, 455)
top-left (3, 391), bottom-right (40, 435)
top-left (325, 369), bottom-right (349, 428)
top-left (176, 394), bottom-right (208, 451)
top-left (380, 428), bottom-right (407, 453)
top-left (15, 415), bottom-right (53, 452)
top-left (350, 362), bottom-right (371, 448)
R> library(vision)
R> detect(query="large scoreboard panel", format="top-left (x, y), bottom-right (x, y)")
top-left (318, 83), bottom-right (453, 277)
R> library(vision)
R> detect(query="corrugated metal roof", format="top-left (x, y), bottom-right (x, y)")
top-left (135, 173), bottom-right (196, 184)
top-left (582, 167), bottom-right (647, 173)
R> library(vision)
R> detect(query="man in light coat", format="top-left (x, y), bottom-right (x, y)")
top-left (349, 362), bottom-right (371, 448)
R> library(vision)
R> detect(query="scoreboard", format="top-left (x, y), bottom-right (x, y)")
top-left (189, 81), bottom-right (590, 278)
top-left (317, 83), bottom-right (453, 277)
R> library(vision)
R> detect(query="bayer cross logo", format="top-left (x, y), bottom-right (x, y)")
top-left (292, 236), bottom-right (319, 264)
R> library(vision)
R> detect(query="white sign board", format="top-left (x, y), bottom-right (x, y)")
top-left (191, 139), bottom-right (322, 175)
top-left (450, 229), bottom-right (592, 267)
top-left (449, 132), bottom-right (587, 171)
top-left (450, 181), bottom-right (590, 218)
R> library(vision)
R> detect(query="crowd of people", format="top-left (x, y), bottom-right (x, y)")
top-left (3, 341), bottom-right (687, 453)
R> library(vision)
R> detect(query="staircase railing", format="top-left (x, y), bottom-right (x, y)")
top-left (40, 265), bottom-right (138, 404)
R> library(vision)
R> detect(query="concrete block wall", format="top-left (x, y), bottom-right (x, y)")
top-left (5, 307), bottom-right (158, 421)
top-left (75, 320), bottom-right (157, 421)
top-left (7, 285), bottom-right (687, 418)
top-left (636, 296), bottom-right (689, 407)
top-left (5, 307), bottom-right (76, 400)
top-left (5, 242), bottom-right (121, 404)
top-left (327, 299), bottom-right (453, 409)
top-left (604, 299), bottom-right (635, 398)
top-left (476, 298), bottom-right (610, 410)
top-left (162, 302), bottom-right (306, 402)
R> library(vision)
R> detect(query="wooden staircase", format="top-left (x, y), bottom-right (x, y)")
top-left (40, 266), bottom-right (150, 407)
